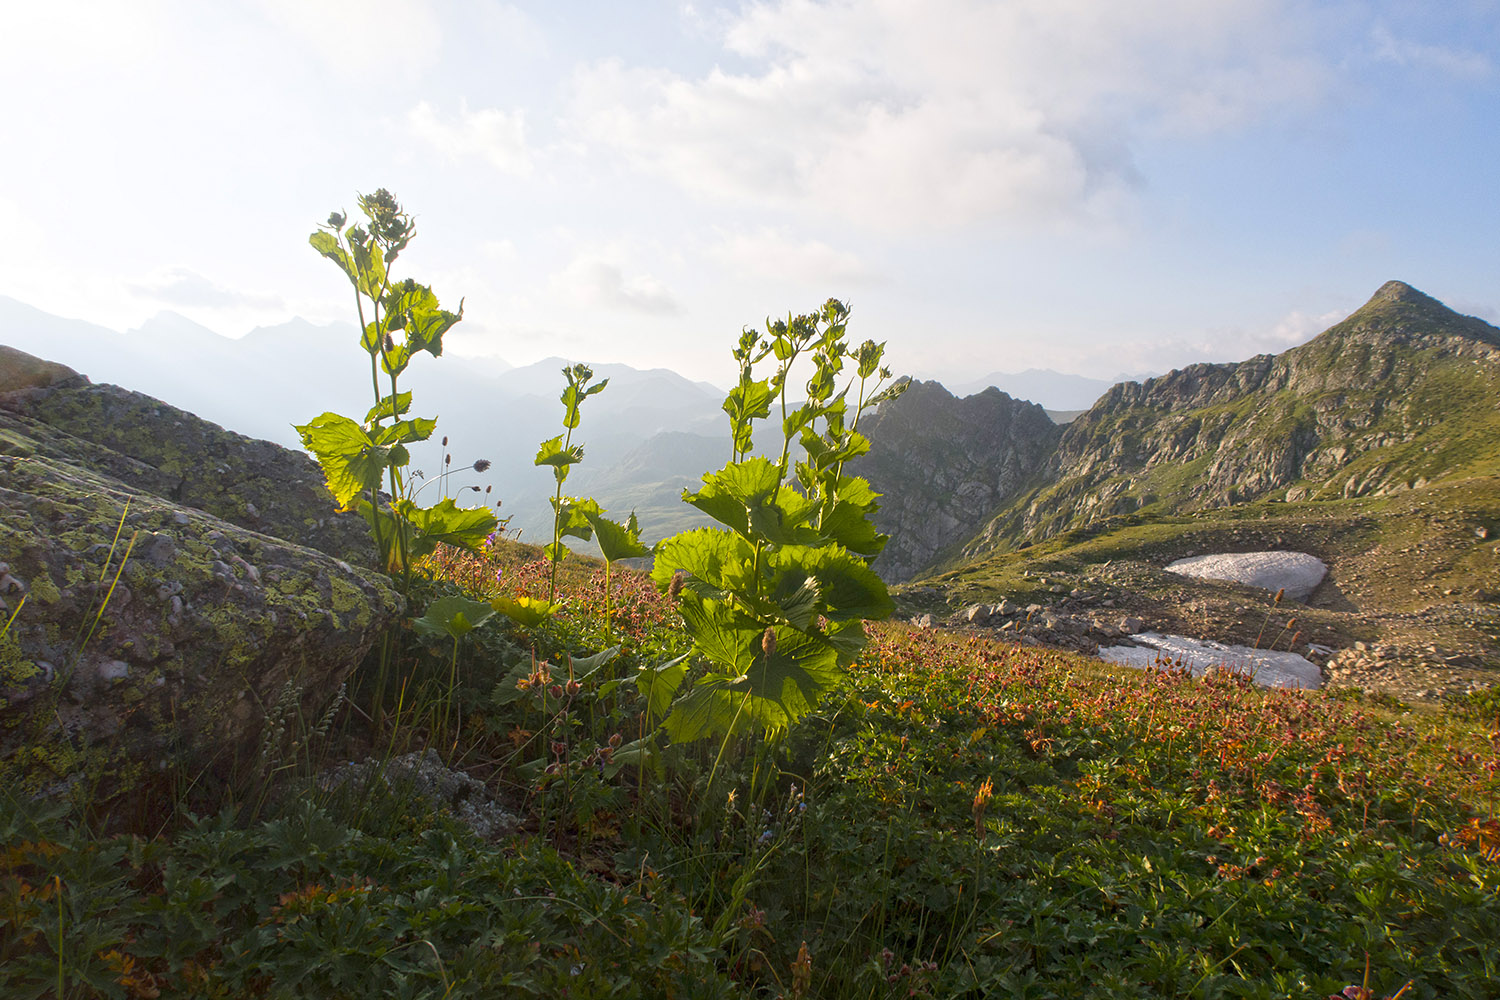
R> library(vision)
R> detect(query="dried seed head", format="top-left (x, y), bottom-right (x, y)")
top-left (1273, 588), bottom-right (1285, 604)
top-left (474, 458), bottom-right (492, 473)
top-left (442, 436), bottom-right (448, 447)
top-left (1284, 617), bottom-right (1297, 629)
top-left (762, 627), bottom-right (777, 657)
top-left (668, 571), bottom-right (686, 600)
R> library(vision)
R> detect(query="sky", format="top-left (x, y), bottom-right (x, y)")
top-left (2, 0), bottom-right (1497, 388)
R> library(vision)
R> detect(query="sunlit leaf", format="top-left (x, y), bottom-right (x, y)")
top-left (583, 509), bottom-right (650, 563)
top-left (364, 391), bottom-right (413, 425)
top-left (293, 412), bottom-right (381, 510)
top-left (490, 594), bottom-right (564, 628)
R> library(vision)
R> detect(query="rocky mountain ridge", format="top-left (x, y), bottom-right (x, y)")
top-left (963, 281), bottom-right (1500, 560)
top-left (850, 381), bottom-right (1060, 581)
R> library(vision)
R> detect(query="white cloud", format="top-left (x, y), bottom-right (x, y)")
top-left (1370, 22), bottom-right (1492, 80)
top-left (553, 256), bottom-right (681, 315)
top-left (407, 100), bottom-right (533, 175)
top-left (254, 0), bottom-right (442, 79)
top-left (569, 0), bottom-right (1329, 233)
top-left (708, 228), bottom-right (879, 286)
top-left (129, 268), bottom-right (286, 311)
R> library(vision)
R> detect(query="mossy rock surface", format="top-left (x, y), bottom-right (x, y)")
top-left (0, 373), bottom-right (376, 567)
top-left (0, 351), bottom-right (403, 806)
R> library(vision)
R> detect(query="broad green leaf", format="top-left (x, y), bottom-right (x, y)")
top-left (309, 231), bottom-right (357, 287)
top-left (817, 500), bottom-right (887, 557)
top-left (395, 497), bottom-right (498, 557)
top-left (682, 458), bottom-right (778, 537)
top-left (651, 527), bottom-right (755, 597)
top-left (370, 416), bottom-right (438, 447)
top-left (553, 496), bottom-right (601, 542)
top-left (405, 294), bottom-right (462, 357)
top-left (662, 624), bottom-right (842, 742)
top-left (351, 238), bottom-right (387, 299)
top-left (534, 435), bottom-right (585, 469)
top-left (783, 401), bottom-right (819, 442)
top-left (490, 594), bottom-right (563, 628)
top-left (381, 342), bottom-right (414, 377)
top-left (605, 734), bottom-right (664, 778)
top-left (582, 509), bottom-right (649, 563)
top-left (293, 412), bottom-right (381, 510)
top-left (364, 391), bottom-right (413, 425)
top-left (683, 458), bottom-right (816, 544)
top-left (634, 652), bottom-right (690, 720)
top-left (722, 378), bottom-right (772, 455)
top-left (677, 598), bottom-right (765, 676)
top-left (411, 594), bottom-right (495, 640)
top-left (768, 544), bottom-right (893, 622)
top-left (544, 541), bottom-right (569, 563)
top-left (570, 645), bottom-right (622, 680)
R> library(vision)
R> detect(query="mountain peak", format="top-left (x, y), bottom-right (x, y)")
top-left (1365, 279), bottom-right (1439, 309)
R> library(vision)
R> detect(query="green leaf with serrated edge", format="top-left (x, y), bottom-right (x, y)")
top-left (767, 544), bottom-right (892, 622)
top-left (534, 435), bottom-right (585, 469)
top-left (835, 474), bottom-right (880, 509)
top-left (582, 510), bottom-right (649, 563)
top-left (361, 319), bottom-right (383, 355)
top-left (410, 594), bottom-right (494, 640)
top-left (489, 594), bottom-right (563, 628)
top-left (570, 645), bottom-right (622, 680)
top-left (371, 416), bottom-right (437, 447)
top-left (723, 378), bottom-right (772, 455)
top-left (824, 618), bottom-right (868, 667)
top-left (381, 342), bottom-right (413, 377)
top-left (543, 541), bottom-right (568, 563)
top-left (351, 238), bottom-right (386, 299)
top-left (662, 621), bottom-right (842, 741)
top-left (394, 497), bottom-right (497, 555)
top-left (817, 499), bottom-right (887, 557)
top-left (865, 378), bottom-right (908, 409)
top-left (310, 231), bottom-right (358, 286)
top-left (294, 412), bottom-right (380, 510)
top-left (633, 653), bottom-right (690, 720)
top-left (677, 596), bottom-right (764, 675)
top-left (364, 392), bottom-right (413, 425)
top-left (683, 457), bottom-right (819, 542)
top-left (782, 401), bottom-right (819, 442)
top-left (651, 527), bottom-right (755, 596)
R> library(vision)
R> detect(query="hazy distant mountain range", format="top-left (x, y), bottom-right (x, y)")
top-left (0, 296), bottom-right (1105, 548)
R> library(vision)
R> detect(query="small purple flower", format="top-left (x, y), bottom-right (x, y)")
top-left (495, 566), bottom-right (505, 585)
top-left (485, 531), bottom-right (500, 549)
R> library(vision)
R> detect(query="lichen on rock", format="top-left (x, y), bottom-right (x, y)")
top-left (0, 348), bottom-right (404, 810)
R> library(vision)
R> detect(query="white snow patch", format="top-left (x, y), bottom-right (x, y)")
top-left (1166, 551), bottom-right (1327, 601)
top-left (1097, 632), bottom-right (1323, 689)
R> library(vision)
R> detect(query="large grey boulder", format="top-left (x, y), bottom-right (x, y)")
top-left (0, 347), bottom-right (401, 802)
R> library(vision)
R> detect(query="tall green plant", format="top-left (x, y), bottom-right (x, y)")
top-left (534, 363), bottom-right (608, 603)
top-left (647, 299), bottom-right (905, 743)
top-left (523, 364), bottom-right (650, 642)
top-left (295, 190), bottom-right (496, 584)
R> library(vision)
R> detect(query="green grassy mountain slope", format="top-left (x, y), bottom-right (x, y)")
top-left (966, 281), bottom-right (1500, 557)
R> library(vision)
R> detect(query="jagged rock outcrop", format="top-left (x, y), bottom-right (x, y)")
top-left (0, 348), bottom-right (402, 803)
top-left (851, 380), bottom-right (1060, 581)
top-left (969, 281), bottom-right (1500, 555)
